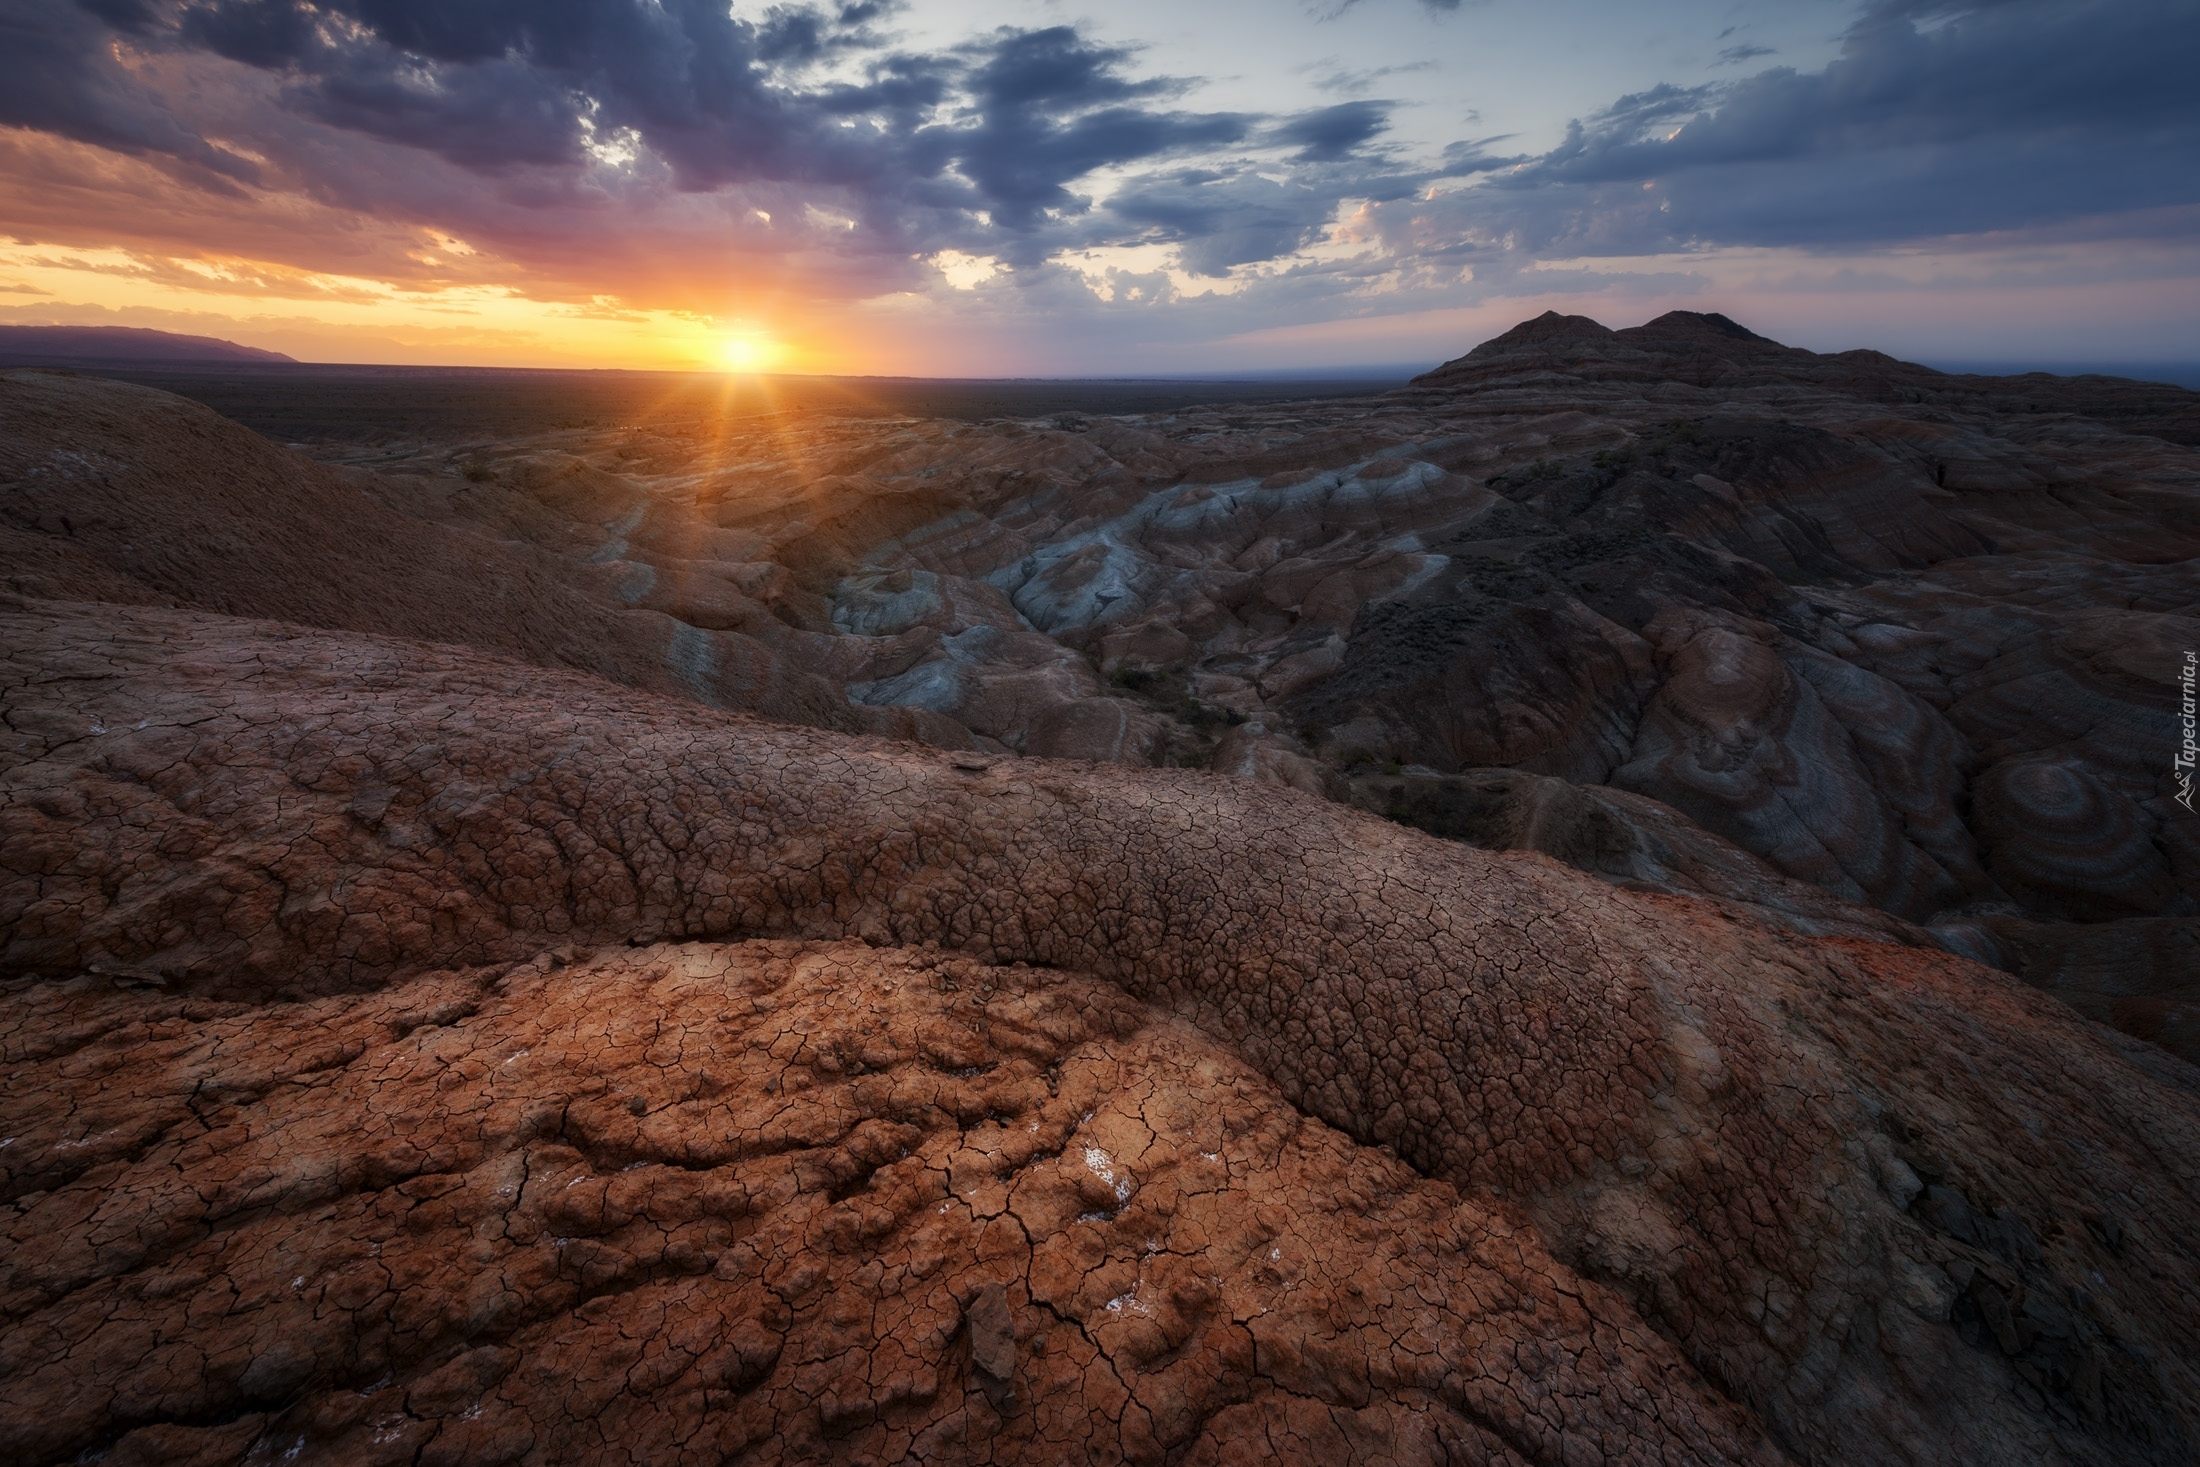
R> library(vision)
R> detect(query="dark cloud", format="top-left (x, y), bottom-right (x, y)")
top-left (76, 0), bottom-right (165, 30)
top-left (169, 0), bottom-right (908, 186)
top-left (177, 0), bottom-right (317, 67)
top-left (1714, 44), bottom-right (1774, 65)
top-left (1272, 101), bottom-right (1390, 161)
top-left (1105, 170), bottom-right (1339, 275)
top-left (0, 2), bottom-right (253, 178)
top-left (1325, 0), bottom-right (1468, 12)
top-left (1453, 0), bottom-right (2200, 252)
top-left (932, 28), bottom-right (1252, 231)
top-left (1307, 60), bottom-right (1434, 98)
top-left (16, 1), bottom-right (1300, 260)
top-left (296, 53), bottom-right (591, 171)
top-left (4, 0), bottom-right (2190, 324)
top-left (1100, 125), bottom-right (1426, 278)
top-left (961, 25), bottom-right (1169, 112)
top-left (1437, 136), bottom-right (1525, 176)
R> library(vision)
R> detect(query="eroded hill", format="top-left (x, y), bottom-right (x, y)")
top-left (3, 322), bottom-right (2198, 1466)
top-left (10, 311), bottom-right (2194, 1061)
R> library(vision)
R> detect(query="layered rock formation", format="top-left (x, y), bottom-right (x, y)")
top-left (209, 309), bottom-right (2180, 1061)
top-left (3, 317), bottom-right (2198, 1464)
top-left (3, 601), bottom-right (2198, 1466)
top-left (13, 326), bottom-right (2195, 975)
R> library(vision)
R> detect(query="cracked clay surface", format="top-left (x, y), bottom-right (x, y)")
top-left (4, 600), bottom-right (2200, 1465)
top-left (1, 941), bottom-right (1772, 1466)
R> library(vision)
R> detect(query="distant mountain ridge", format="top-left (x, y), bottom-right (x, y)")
top-left (0, 324), bottom-right (294, 366)
top-left (1414, 307), bottom-right (2200, 446)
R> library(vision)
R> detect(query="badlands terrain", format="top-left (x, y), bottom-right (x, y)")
top-left (1, 313), bottom-right (2196, 1465)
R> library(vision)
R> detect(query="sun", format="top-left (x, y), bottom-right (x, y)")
top-left (716, 334), bottom-right (781, 372)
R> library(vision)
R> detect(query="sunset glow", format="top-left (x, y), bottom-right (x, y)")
top-left (716, 334), bottom-right (783, 374)
top-left (0, 1), bottom-right (2192, 373)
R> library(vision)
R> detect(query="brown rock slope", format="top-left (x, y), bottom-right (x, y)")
top-left (17, 342), bottom-right (2196, 1016)
top-left (0, 369), bottom-right (861, 735)
top-left (6, 599), bottom-right (2199, 1465)
top-left (298, 309), bottom-right (2183, 1050)
top-left (569, 313), bottom-right (2188, 1059)
top-left (2, 942), bottom-right (1774, 1467)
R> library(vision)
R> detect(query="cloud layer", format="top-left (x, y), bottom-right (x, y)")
top-left (1, 0), bottom-right (2195, 366)
top-left (1457, 0), bottom-right (2200, 253)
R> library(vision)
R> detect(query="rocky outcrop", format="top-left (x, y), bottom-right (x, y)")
top-left (1, 940), bottom-right (1779, 1466)
top-left (1611, 607), bottom-right (1987, 920)
top-left (14, 343), bottom-right (2195, 1007)
top-left (1341, 766), bottom-right (1971, 956)
top-left (833, 567), bottom-right (1163, 760)
top-left (1415, 311), bottom-right (2200, 448)
top-left (4, 599), bottom-right (2199, 1465)
top-left (21, 315), bottom-right (2195, 1072)
top-left (1984, 915), bottom-right (2200, 1065)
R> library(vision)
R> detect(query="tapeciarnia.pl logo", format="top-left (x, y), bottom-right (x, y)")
top-left (2178, 649), bottom-right (2197, 812)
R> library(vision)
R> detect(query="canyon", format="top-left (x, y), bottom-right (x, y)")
top-left (2, 313), bottom-right (2196, 1465)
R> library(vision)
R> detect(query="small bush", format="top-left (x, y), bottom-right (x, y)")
top-left (1107, 666), bottom-right (1160, 693)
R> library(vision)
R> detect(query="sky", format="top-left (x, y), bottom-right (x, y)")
top-left (1, 0), bottom-right (2195, 375)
